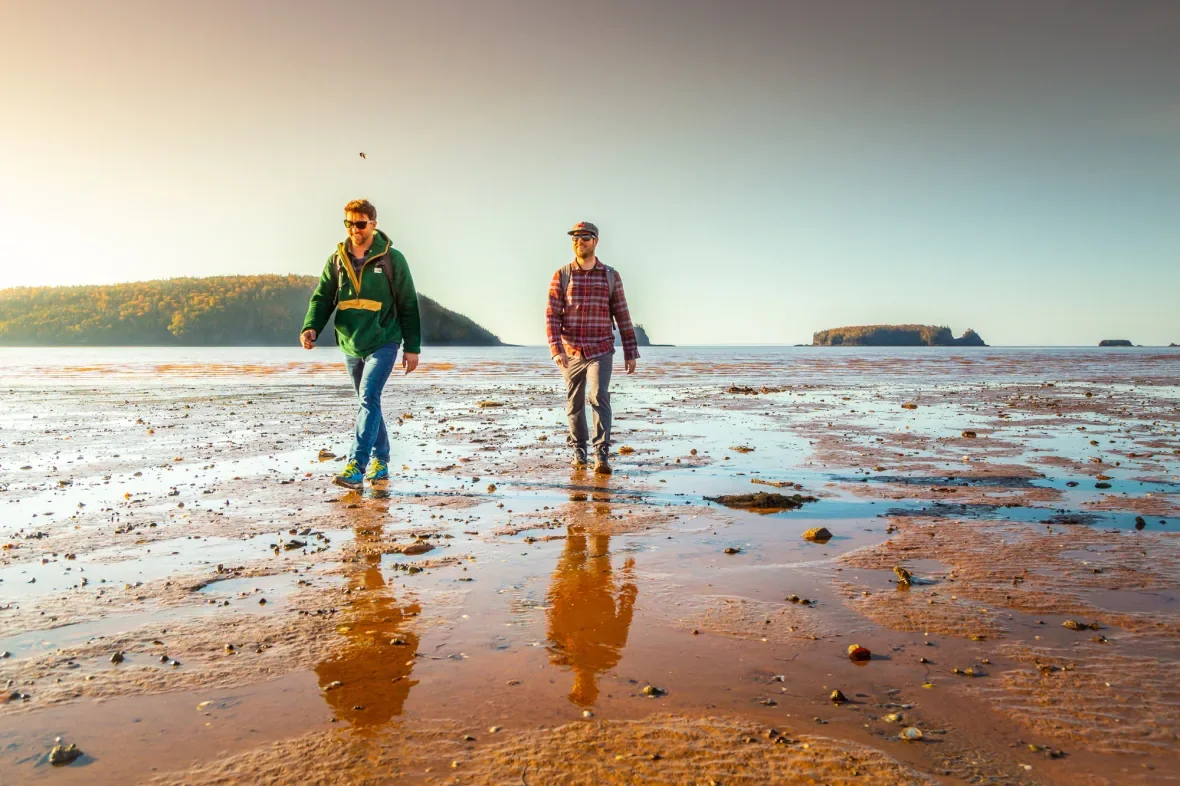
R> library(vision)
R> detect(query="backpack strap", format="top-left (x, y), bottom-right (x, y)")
top-left (559, 263), bottom-right (572, 298)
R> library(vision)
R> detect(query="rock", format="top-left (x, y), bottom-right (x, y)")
top-left (894, 566), bottom-right (913, 586)
top-left (830, 689), bottom-right (848, 704)
top-left (729, 445), bottom-right (755, 453)
top-left (477, 400), bottom-right (503, 408)
top-left (1063, 620), bottom-right (1100, 631)
top-left (1135, 516), bottom-right (1146, 529)
top-left (961, 431), bottom-right (977, 438)
top-left (283, 539), bottom-right (306, 550)
top-left (641, 684), bottom-right (666, 697)
top-left (489, 725), bottom-right (502, 733)
top-left (48, 743), bottom-right (83, 766)
top-left (705, 492), bottom-right (818, 511)
top-left (1098, 339), bottom-right (1132, 347)
top-left (583, 710), bottom-right (594, 718)
top-left (1095, 482), bottom-right (1111, 489)
top-left (618, 446), bottom-right (635, 454)
top-left (847, 645), bottom-right (871, 661)
top-left (318, 449), bottom-right (336, 459)
top-left (109, 651), bottom-right (124, 664)
top-left (723, 547), bottom-right (741, 555)
top-left (487, 484), bottom-right (496, 493)
top-left (324, 680), bottom-right (343, 691)
top-left (901, 403), bottom-right (918, 410)
top-left (899, 727), bottom-right (923, 742)
top-left (802, 527), bottom-right (832, 543)
top-left (882, 713), bottom-right (904, 723)
top-left (399, 542), bottom-right (434, 556)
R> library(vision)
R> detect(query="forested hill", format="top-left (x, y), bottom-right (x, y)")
top-left (0, 275), bottom-right (503, 346)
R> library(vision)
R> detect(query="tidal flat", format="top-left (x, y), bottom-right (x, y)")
top-left (1, 346), bottom-right (1178, 785)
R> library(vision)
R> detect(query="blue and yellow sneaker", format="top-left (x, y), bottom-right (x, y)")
top-left (333, 460), bottom-right (364, 489)
top-left (366, 459), bottom-right (389, 482)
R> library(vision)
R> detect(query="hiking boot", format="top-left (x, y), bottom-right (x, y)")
top-left (333, 460), bottom-right (364, 489)
top-left (594, 452), bottom-right (612, 475)
top-left (365, 459), bottom-right (389, 482)
top-left (572, 447), bottom-right (589, 468)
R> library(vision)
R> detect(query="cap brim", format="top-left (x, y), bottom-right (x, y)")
top-left (567, 231), bottom-right (597, 237)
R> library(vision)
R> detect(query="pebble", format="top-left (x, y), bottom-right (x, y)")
top-left (48, 743), bottom-right (83, 766)
top-left (899, 727), bottom-right (923, 742)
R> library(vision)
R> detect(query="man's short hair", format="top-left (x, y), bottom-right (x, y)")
top-left (344, 199), bottom-right (377, 220)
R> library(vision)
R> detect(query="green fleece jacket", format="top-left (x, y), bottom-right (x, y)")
top-left (302, 230), bottom-right (422, 358)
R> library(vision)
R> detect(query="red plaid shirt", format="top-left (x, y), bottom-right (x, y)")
top-left (546, 259), bottom-right (640, 361)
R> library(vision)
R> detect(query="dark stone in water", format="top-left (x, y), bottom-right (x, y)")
top-left (704, 492), bottom-right (817, 510)
top-left (1095, 482), bottom-right (1112, 489)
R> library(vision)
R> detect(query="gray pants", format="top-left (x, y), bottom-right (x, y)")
top-left (563, 351), bottom-right (613, 453)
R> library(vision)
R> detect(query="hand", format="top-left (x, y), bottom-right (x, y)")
top-left (300, 329), bottom-right (317, 350)
top-left (402, 352), bottom-right (419, 374)
top-left (625, 358), bottom-right (637, 374)
top-left (554, 354), bottom-right (569, 369)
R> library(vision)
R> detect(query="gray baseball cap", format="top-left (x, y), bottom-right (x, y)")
top-left (567, 221), bottom-right (599, 238)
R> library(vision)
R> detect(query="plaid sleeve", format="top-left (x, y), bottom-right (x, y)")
top-left (545, 268), bottom-right (565, 357)
top-left (610, 271), bottom-right (640, 361)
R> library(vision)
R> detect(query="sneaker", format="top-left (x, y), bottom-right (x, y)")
top-left (594, 452), bottom-right (612, 475)
top-left (366, 459), bottom-right (389, 482)
top-left (572, 447), bottom-right (589, 468)
top-left (333, 460), bottom-right (364, 489)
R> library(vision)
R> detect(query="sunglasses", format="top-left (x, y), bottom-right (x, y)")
top-left (571, 234), bottom-right (596, 241)
top-left (344, 220), bottom-right (371, 230)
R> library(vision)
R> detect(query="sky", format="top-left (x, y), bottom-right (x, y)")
top-left (2, 0), bottom-right (1178, 346)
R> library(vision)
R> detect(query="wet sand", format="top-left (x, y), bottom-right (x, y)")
top-left (1, 347), bottom-right (1178, 784)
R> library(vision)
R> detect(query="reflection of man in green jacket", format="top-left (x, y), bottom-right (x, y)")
top-left (546, 530), bottom-right (637, 706)
top-left (300, 199), bottom-right (421, 489)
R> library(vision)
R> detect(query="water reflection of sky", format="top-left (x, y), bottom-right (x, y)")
top-left (3, 346), bottom-right (1179, 386)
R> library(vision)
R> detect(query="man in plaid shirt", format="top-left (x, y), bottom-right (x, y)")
top-left (546, 221), bottom-right (640, 474)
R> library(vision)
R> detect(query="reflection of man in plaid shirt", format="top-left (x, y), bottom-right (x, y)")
top-left (546, 221), bottom-right (639, 474)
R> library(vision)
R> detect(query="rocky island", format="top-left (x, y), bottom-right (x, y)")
top-left (1098, 339), bottom-right (1134, 347)
top-left (812, 324), bottom-right (987, 347)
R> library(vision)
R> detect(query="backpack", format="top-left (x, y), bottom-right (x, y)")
top-left (559, 262), bottom-right (617, 326)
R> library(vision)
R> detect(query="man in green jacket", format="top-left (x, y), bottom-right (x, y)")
top-left (300, 199), bottom-right (421, 489)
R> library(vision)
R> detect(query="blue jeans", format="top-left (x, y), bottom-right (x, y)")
top-left (345, 342), bottom-right (398, 470)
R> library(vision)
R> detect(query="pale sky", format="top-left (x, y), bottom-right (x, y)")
top-left (2, 0), bottom-right (1178, 346)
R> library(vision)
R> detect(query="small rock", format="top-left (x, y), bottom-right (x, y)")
top-left (489, 725), bottom-right (501, 733)
top-left (1063, 619), bottom-right (1100, 631)
top-left (48, 743), bottom-right (83, 766)
top-left (109, 651), bottom-right (124, 664)
top-left (899, 727), bottom-right (923, 742)
top-left (830, 689), bottom-right (848, 704)
top-left (847, 645), bottom-right (871, 662)
top-left (901, 403), bottom-right (918, 410)
top-left (641, 684), bottom-right (666, 697)
top-left (802, 527), bottom-right (832, 543)
top-left (325, 680), bottom-right (343, 691)
top-left (894, 566), bottom-right (913, 586)
top-left (723, 547), bottom-right (741, 555)
top-left (961, 431), bottom-right (977, 438)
